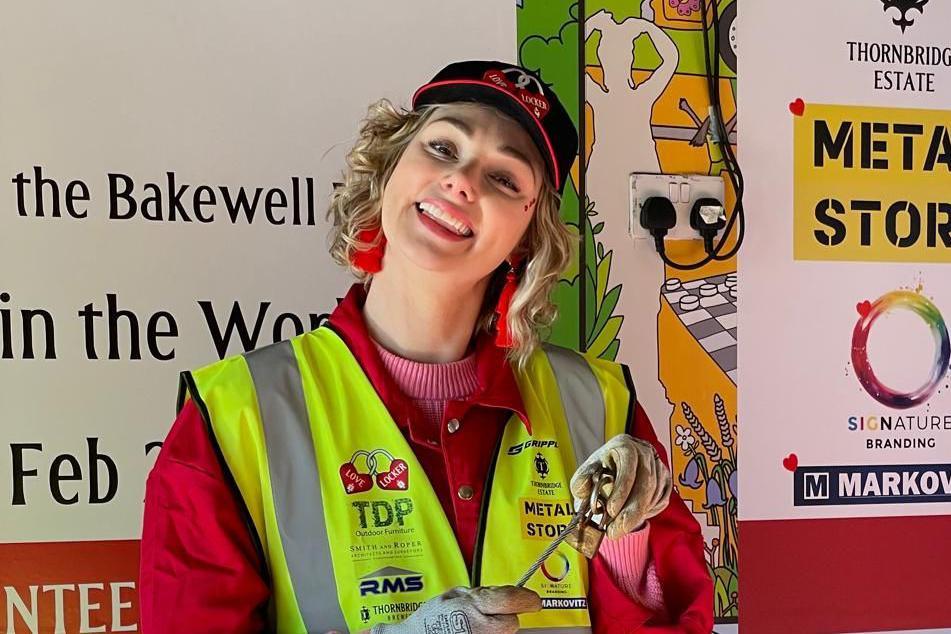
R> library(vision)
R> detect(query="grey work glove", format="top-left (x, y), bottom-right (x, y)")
top-left (570, 434), bottom-right (672, 540)
top-left (370, 585), bottom-right (541, 634)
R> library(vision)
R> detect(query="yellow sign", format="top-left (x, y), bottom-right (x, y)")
top-left (793, 103), bottom-right (951, 263)
top-left (519, 497), bottom-right (574, 541)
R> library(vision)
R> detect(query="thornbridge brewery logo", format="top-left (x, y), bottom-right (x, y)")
top-left (534, 452), bottom-right (550, 479)
top-left (880, 0), bottom-right (929, 33)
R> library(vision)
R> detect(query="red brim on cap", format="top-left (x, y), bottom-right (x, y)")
top-left (412, 79), bottom-right (561, 191)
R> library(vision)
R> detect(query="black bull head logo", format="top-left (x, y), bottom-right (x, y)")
top-left (881, 0), bottom-right (929, 33)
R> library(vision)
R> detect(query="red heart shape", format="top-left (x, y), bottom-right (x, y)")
top-left (339, 463), bottom-right (373, 494)
top-left (782, 453), bottom-right (799, 472)
top-left (375, 459), bottom-right (410, 491)
top-left (856, 300), bottom-right (872, 317)
top-left (788, 98), bottom-right (805, 117)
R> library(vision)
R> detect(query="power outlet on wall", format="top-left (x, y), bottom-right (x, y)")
top-left (629, 173), bottom-right (726, 241)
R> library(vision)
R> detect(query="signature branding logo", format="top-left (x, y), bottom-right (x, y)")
top-left (851, 290), bottom-right (949, 409)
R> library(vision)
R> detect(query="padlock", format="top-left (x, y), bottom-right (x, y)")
top-left (564, 470), bottom-right (613, 559)
top-left (564, 516), bottom-right (606, 559)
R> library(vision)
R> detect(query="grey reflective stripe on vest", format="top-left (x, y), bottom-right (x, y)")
top-left (534, 346), bottom-right (600, 633)
top-left (541, 344), bottom-right (606, 468)
top-left (244, 340), bottom-right (346, 632)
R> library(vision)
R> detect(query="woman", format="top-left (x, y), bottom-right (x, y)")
top-left (140, 60), bottom-right (713, 633)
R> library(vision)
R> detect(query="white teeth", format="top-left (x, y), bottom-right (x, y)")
top-left (417, 202), bottom-right (472, 237)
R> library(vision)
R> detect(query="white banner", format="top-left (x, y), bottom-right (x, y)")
top-left (739, 0), bottom-right (951, 521)
top-left (1, 0), bottom-right (513, 543)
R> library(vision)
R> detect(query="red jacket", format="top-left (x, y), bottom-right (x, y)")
top-left (139, 284), bottom-right (713, 633)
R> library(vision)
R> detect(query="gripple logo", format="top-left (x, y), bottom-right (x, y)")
top-left (507, 439), bottom-right (558, 455)
top-left (358, 566), bottom-right (424, 596)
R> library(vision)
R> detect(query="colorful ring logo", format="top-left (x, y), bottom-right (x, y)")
top-left (541, 551), bottom-right (570, 583)
top-left (851, 290), bottom-right (950, 409)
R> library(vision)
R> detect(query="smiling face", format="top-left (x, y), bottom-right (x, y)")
top-left (379, 103), bottom-right (546, 284)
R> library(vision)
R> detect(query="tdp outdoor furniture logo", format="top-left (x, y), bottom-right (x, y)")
top-left (880, 0), bottom-right (929, 33)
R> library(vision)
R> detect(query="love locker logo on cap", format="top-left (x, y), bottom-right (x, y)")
top-left (483, 69), bottom-right (551, 119)
top-left (339, 449), bottom-right (411, 494)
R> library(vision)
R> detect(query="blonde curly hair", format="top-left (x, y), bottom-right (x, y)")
top-left (326, 98), bottom-right (575, 369)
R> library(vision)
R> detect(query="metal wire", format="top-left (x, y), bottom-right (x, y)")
top-left (514, 511), bottom-right (584, 587)
top-left (515, 468), bottom-right (615, 586)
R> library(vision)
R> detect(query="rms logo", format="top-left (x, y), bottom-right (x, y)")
top-left (358, 566), bottom-right (424, 596)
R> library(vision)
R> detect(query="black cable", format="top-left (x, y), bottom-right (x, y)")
top-left (699, 0), bottom-right (742, 255)
top-left (707, 0), bottom-right (743, 191)
top-left (651, 0), bottom-right (728, 269)
top-left (656, 242), bottom-right (717, 270)
top-left (658, 0), bottom-right (745, 269)
top-left (704, 0), bottom-right (745, 261)
top-left (641, 198), bottom-right (715, 270)
top-left (651, 0), bottom-right (722, 268)
top-left (578, 0), bottom-right (587, 351)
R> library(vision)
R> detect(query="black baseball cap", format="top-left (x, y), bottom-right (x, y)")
top-left (412, 60), bottom-right (578, 194)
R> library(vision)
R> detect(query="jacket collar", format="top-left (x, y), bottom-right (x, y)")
top-left (326, 283), bottom-right (532, 436)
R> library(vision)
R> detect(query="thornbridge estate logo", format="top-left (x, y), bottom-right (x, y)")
top-left (880, 0), bottom-right (929, 33)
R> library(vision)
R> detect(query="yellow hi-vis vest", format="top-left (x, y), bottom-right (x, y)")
top-left (177, 326), bottom-right (635, 633)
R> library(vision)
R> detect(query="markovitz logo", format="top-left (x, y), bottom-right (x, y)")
top-left (541, 598), bottom-right (588, 610)
top-left (880, 0), bottom-right (929, 33)
top-left (793, 463), bottom-right (951, 506)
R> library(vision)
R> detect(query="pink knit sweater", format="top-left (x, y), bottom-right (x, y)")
top-left (374, 342), bottom-right (665, 611)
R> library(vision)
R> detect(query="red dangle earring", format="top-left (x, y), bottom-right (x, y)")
top-left (494, 256), bottom-right (523, 348)
top-left (350, 227), bottom-right (386, 274)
